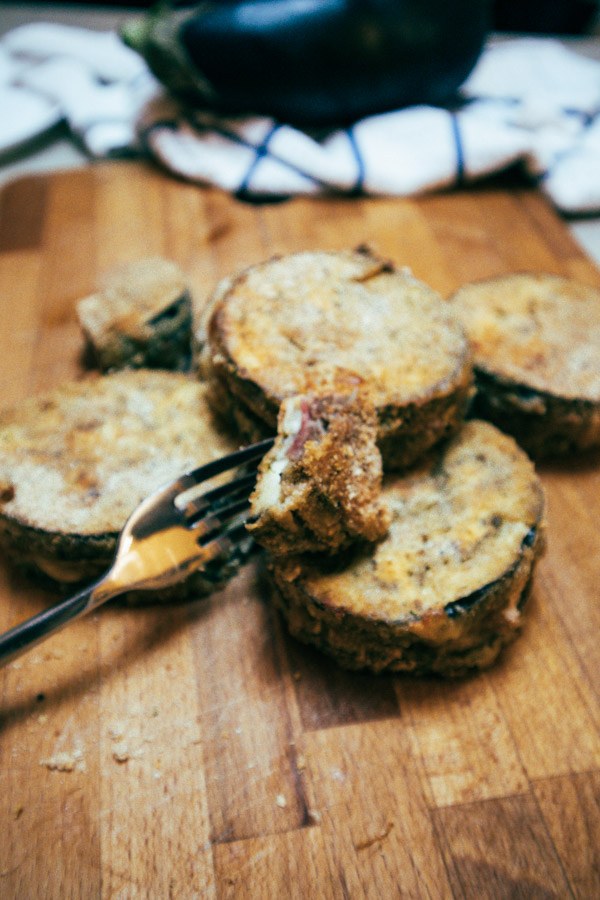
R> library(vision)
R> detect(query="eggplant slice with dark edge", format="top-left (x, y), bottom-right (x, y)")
top-left (267, 420), bottom-right (546, 677)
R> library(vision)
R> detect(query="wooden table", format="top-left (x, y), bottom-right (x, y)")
top-left (0, 162), bottom-right (598, 898)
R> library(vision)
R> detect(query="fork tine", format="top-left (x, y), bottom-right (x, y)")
top-left (200, 519), bottom-right (255, 567)
top-left (174, 437), bottom-right (274, 495)
top-left (194, 495), bottom-right (252, 540)
top-left (0, 439), bottom-right (276, 668)
top-left (181, 470), bottom-right (258, 524)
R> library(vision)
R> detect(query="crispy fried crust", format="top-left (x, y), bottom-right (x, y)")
top-left (268, 420), bottom-right (545, 677)
top-left (248, 389), bottom-right (390, 555)
top-left (448, 273), bottom-right (600, 456)
top-left (0, 371), bottom-right (240, 598)
top-left (77, 257), bottom-right (192, 372)
top-left (205, 248), bottom-right (473, 468)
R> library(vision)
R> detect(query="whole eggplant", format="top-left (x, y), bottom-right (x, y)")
top-left (123, 0), bottom-right (490, 126)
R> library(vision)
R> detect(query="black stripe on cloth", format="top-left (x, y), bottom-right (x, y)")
top-left (235, 122), bottom-right (281, 199)
top-left (184, 113), bottom-right (338, 192)
top-left (536, 107), bottom-right (600, 184)
top-left (345, 126), bottom-right (365, 195)
top-left (138, 118), bottom-right (179, 157)
top-left (450, 112), bottom-right (466, 184)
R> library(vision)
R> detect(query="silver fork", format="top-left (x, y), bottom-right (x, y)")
top-left (0, 438), bottom-right (274, 667)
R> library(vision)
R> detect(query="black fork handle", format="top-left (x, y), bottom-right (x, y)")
top-left (0, 577), bottom-right (109, 667)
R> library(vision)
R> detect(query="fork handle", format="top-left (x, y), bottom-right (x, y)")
top-left (0, 577), bottom-right (111, 667)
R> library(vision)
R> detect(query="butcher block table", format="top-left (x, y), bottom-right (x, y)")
top-left (0, 162), bottom-right (598, 899)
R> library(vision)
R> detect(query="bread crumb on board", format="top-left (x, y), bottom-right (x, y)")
top-left (354, 821), bottom-right (394, 851)
top-left (108, 721), bottom-right (127, 741)
top-left (275, 794), bottom-right (287, 808)
top-left (40, 749), bottom-right (86, 773)
top-left (112, 741), bottom-right (131, 763)
top-left (107, 721), bottom-right (148, 763)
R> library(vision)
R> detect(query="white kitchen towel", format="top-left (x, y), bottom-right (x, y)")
top-left (2, 22), bottom-right (600, 213)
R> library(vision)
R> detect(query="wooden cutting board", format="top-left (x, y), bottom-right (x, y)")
top-left (0, 162), bottom-right (598, 899)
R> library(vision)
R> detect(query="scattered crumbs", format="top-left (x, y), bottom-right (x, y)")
top-left (307, 808), bottom-right (321, 825)
top-left (41, 749), bottom-right (85, 773)
top-left (44, 650), bottom-right (64, 661)
top-left (247, 762), bottom-right (256, 770)
top-left (234, 726), bottom-right (243, 735)
top-left (282, 563), bottom-right (301, 583)
top-left (151, 706), bottom-right (160, 718)
top-left (109, 723), bottom-right (145, 762)
top-left (108, 721), bottom-right (126, 740)
top-left (292, 670), bottom-right (302, 681)
top-left (37, 714), bottom-right (48, 725)
top-left (14, 805), bottom-right (24, 820)
top-left (354, 821), bottom-right (394, 851)
top-left (153, 770), bottom-right (162, 780)
top-left (10, 661), bottom-right (22, 670)
top-left (112, 742), bottom-right (130, 763)
top-left (275, 794), bottom-right (287, 808)
top-left (503, 607), bottom-right (520, 625)
top-left (296, 754), bottom-right (307, 772)
top-left (330, 767), bottom-right (346, 783)
top-left (201, 841), bottom-right (212, 852)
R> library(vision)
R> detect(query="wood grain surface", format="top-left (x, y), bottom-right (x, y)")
top-left (0, 162), bottom-right (598, 899)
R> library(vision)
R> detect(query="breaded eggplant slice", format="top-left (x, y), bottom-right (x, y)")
top-left (204, 248), bottom-right (473, 469)
top-left (77, 257), bottom-right (192, 371)
top-left (269, 420), bottom-right (545, 677)
top-left (248, 388), bottom-right (390, 556)
top-left (0, 371), bottom-right (243, 602)
top-left (448, 273), bottom-right (600, 457)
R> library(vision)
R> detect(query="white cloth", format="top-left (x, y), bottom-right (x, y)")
top-left (2, 22), bottom-right (600, 213)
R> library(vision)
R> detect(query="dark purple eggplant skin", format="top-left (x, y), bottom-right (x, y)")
top-left (141, 0), bottom-right (490, 126)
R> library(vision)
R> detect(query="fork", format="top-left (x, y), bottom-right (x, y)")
top-left (0, 438), bottom-right (274, 667)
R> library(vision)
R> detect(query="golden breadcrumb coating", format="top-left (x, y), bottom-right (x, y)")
top-left (449, 273), bottom-right (600, 455)
top-left (0, 371), bottom-right (238, 589)
top-left (205, 248), bottom-right (473, 468)
top-left (270, 420), bottom-right (545, 676)
top-left (249, 388), bottom-right (390, 555)
top-left (77, 257), bottom-right (192, 371)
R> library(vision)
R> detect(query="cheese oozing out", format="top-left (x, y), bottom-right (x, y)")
top-left (252, 398), bottom-right (315, 512)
